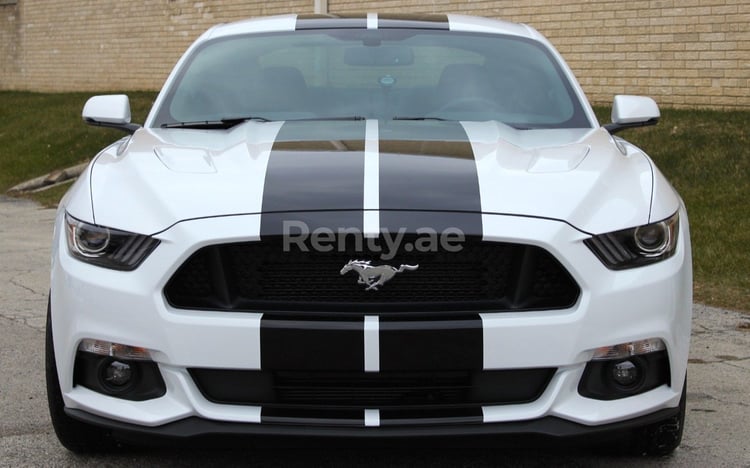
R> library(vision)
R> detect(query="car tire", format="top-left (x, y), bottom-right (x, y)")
top-left (630, 379), bottom-right (687, 456)
top-left (46, 298), bottom-right (118, 453)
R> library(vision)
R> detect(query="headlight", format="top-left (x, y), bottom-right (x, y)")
top-left (65, 213), bottom-right (160, 270)
top-left (584, 212), bottom-right (679, 270)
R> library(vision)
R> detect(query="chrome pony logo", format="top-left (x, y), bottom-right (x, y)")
top-left (340, 260), bottom-right (419, 291)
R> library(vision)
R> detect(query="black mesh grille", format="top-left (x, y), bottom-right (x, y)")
top-left (164, 236), bottom-right (580, 314)
top-left (188, 368), bottom-right (556, 408)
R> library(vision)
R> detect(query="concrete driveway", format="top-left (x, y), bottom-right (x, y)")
top-left (1, 196), bottom-right (748, 466)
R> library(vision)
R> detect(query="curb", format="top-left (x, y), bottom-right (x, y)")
top-left (6, 162), bottom-right (88, 194)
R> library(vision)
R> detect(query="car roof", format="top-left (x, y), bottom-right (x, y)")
top-left (203, 13), bottom-right (542, 42)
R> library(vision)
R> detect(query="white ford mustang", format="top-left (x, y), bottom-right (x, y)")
top-left (46, 13), bottom-right (692, 455)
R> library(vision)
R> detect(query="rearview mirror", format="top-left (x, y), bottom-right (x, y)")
top-left (604, 95), bottom-right (660, 135)
top-left (344, 46), bottom-right (415, 66)
top-left (82, 95), bottom-right (141, 134)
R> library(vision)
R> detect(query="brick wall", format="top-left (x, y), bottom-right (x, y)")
top-left (0, 2), bottom-right (18, 88)
top-left (1, 0), bottom-right (748, 109)
top-left (0, 0), bottom-right (312, 92)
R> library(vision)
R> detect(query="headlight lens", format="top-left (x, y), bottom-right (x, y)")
top-left (65, 213), bottom-right (160, 270)
top-left (584, 212), bottom-right (679, 269)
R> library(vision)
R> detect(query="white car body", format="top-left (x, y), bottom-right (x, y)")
top-left (48, 13), bottom-right (692, 453)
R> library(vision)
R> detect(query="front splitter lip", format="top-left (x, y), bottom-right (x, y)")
top-left (65, 406), bottom-right (678, 440)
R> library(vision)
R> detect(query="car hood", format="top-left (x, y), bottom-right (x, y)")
top-left (84, 120), bottom-right (655, 236)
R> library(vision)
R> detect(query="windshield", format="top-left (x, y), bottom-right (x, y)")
top-left (153, 29), bottom-right (591, 129)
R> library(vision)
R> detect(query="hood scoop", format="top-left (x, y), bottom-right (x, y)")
top-left (155, 146), bottom-right (216, 173)
top-left (527, 145), bottom-right (590, 173)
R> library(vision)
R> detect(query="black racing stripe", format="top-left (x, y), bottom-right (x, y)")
top-left (260, 121), bottom-right (366, 236)
top-left (260, 316), bottom-right (364, 371)
top-left (261, 407), bottom-right (364, 426)
top-left (296, 14), bottom-right (368, 30)
top-left (378, 14), bottom-right (450, 30)
top-left (379, 316), bottom-right (483, 371)
top-left (380, 407), bottom-right (483, 426)
top-left (378, 121), bottom-right (482, 234)
top-left (261, 211), bottom-right (368, 237)
top-left (373, 211), bottom-right (484, 237)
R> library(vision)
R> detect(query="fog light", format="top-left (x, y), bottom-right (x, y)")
top-left (612, 360), bottom-right (641, 387)
top-left (74, 350), bottom-right (166, 401)
top-left (104, 360), bottom-right (133, 387)
top-left (580, 349), bottom-right (670, 400)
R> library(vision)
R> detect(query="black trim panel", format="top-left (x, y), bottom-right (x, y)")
top-left (260, 316), bottom-right (364, 371)
top-left (66, 406), bottom-right (681, 439)
top-left (380, 407), bottom-right (482, 426)
top-left (261, 407), bottom-right (364, 426)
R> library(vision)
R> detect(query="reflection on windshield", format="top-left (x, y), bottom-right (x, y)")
top-left (154, 29), bottom-right (590, 129)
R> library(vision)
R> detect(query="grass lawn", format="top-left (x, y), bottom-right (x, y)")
top-left (0, 91), bottom-right (156, 192)
top-left (593, 106), bottom-right (749, 313)
top-left (0, 91), bottom-right (747, 312)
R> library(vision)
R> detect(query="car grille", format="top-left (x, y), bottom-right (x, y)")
top-left (164, 236), bottom-right (580, 314)
top-left (188, 368), bottom-right (556, 408)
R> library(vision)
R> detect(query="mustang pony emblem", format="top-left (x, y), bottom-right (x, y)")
top-left (340, 260), bottom-right (419, 291)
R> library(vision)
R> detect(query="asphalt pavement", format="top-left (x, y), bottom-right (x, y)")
top-left (1, 195), bottom-right (748, 467)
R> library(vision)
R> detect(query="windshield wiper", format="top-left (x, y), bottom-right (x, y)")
top-left (393, 116), bottom-right (451, 121)
top-left (394, 116), bottom-right (536, 130)
top-left (160, 116), bottom-right (271, 129)
top-left (286, 116), bottom-right (366, 122)
top-left (161, 116), bottom-right (372, 128)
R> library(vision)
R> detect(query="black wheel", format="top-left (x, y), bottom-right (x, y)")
top-left (46, 298), bottom-right (119, 453)
top-left (631, 379), bottom-right (687, 456)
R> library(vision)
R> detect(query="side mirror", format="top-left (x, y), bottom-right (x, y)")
top-left (604, 95), bottom-right (660, 135)
top-left (82, 95), bottom-right (141, 134)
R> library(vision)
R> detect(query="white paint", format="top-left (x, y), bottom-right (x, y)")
top-left (313, 0), bottom-right (328, 14)
top-left (364, 315), bottom-right (380, 372)
top-left (363, 119), bottom-right (380, 238)
top-left (364, 409), bottom-right (380, 427)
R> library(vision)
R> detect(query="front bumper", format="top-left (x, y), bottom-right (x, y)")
top-left (66, 405), bottom-right (680, 439)
top-left (50, 209), bottom-right (692, 433)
